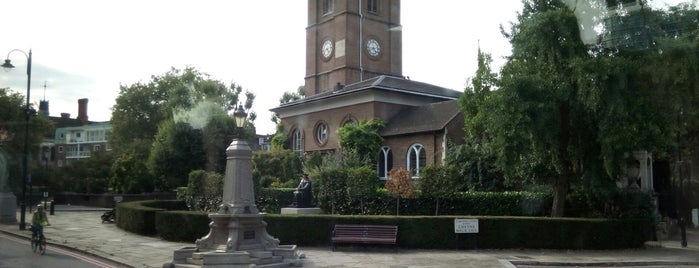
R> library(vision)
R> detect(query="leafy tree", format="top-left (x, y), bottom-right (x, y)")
top-left (110, 67), bottom-right (255, 192)
top-left (252, 149), bottom-right (302, 187)
top-left (184, 170), bottom-right (223, 212)
top-left (338, 119), bottom-right (384, 164)
top-left (0, 88), bottom-right (54, 193)
top-left (110, 152), bottom-right (153, 194)
top-left (419, 165), bottom-right (463, 215)
top-left (110, 66), bottom-right (245, 152)
top-left (465, 0), bottom-right (697, 217)
top-left (345, 165), bottom-right (382, 214)
top-left (457, 48), bottom-right (506, 191)
top-left (148, 120), bottom-right (206, 191)
top-left (270, 86), bottom-right (305, 149)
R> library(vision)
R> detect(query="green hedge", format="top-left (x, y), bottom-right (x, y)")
top-left (155, 210), bottom-right (210, 241)
top-left (116, 200), bottom-right (187, 235)
top-left (118, 200), bottom-right (652, 249)
top-left (264, 215), bottom-right (652, 249)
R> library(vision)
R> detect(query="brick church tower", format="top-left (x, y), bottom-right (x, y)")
top-left (305, 0), bottom-right (402, 96)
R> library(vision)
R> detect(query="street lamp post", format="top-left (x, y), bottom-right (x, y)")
top-left (2, 49), bottom-right (32, 231)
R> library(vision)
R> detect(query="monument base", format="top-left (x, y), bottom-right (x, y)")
top-left (165, 213), bottom-right (304, 267)
top-left (0, 192), bottom-right (17, 224)
top-left (280, 207), bottom-right (323, 215)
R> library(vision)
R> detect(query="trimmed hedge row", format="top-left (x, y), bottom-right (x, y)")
top-left (117, 200), bottom-right (652, 249)
top-left (258, 188), bottom-right (552, 216)
top-left (265, 215), bottom-right (652, 249)
top-left (116, 200), bottom-right (188, 235)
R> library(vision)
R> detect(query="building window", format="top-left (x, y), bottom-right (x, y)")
top-left (94, 145), bottom-right (101, 152)
top-left (322, 0), bottom-right (334, 15)
top-left (292, 128), bottom-right (303, 153)
top-left (407, 144), bottom-right (426, 178)
top-left (367, 0), bottom-right (378, 13)
top-left (58, 146), bottom-right (64, 153)
top-left (378, 146), bottom-right (393, 179)
top-left (314, 122), bottom-right (329, 145)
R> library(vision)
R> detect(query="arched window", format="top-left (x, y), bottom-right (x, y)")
top-left (291, 128), bottom-right (302, 153)
top-left (378, 146), bottom-right (393, 180)
top-left (407, 144), bottom-right (426, 178)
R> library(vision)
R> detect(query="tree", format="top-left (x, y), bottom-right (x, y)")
top-left (148, 120), bottom-right (206, 191)
top-left (110, 67), bottom-right (246, 152)
top-left (185, 170), bottom-right (223, 212)
top-left (458, 48), bottom-right (506, 191)
top-left (110, 67), bottom-right (255, 192)
top-left (0, 88), bottom-right (53, 193)
top-left (110, 152), bottom-right (153, 194)
top-left (270, 86), bottom-right (305, 149)
top-left (345, 165), bottom-right (382, 214)
top-left (337, 119), bottom-right (384, 164)
top-left (420, 165), bottom-right (463, 215)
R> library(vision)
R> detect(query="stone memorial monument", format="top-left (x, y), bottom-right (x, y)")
top-left (165, 106), bottom-right (303, 268)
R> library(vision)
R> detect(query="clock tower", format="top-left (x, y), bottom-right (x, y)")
top-left (305, 0), bottom-right (402, 96)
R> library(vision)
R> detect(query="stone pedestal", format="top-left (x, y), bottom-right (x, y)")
top-left (0, 192), bottom-right (17, 223)
top-left (280, 207), bottom-right (323, 215)
top-left (164, 139), bottom-right (303, 267)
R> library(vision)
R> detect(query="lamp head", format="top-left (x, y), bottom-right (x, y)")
top-left (1, 59), bottom-right (15, 72)
top-left (233, 103), bottom-right (247, 128)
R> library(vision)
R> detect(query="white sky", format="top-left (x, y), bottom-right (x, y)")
top-left (0, 0), bottom-right (688, 134)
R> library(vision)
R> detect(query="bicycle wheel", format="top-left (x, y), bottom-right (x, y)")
top-left (39, 237), bottom-right (46, 255)
top-left (31, 236), bottom-right (37, 252)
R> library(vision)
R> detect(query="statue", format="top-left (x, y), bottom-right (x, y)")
top-left (293, 174), bottom-right (313, 208)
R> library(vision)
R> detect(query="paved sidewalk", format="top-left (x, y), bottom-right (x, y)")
top-left (1, 206), bottom-right (699, 267)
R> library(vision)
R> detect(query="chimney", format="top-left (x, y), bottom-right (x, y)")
top-left (39, 100), bottom-right (49, 117)
top-left (78, 98), bottom-right (89, 125)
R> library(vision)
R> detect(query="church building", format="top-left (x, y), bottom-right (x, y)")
top-left (271, 0), bottom-right (465, 179)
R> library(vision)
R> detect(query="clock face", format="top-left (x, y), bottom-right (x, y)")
top-left (321, 40), bottom-right (333, 58)
top-left (366, 39), bottom-right (380, 57)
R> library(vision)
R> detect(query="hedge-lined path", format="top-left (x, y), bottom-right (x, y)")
top-left (0, 206), bottom-right (697, 267)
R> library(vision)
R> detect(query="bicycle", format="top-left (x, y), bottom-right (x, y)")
top-left (30, 226), bottom-right (47, 255)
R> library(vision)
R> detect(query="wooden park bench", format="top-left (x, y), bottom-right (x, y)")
top-left (331, 224), bottom-right (398, 251)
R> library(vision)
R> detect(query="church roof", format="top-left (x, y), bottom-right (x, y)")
top-left (273, 75), bottom-right (461, 110)
top-left (381, 99), bottom-right (461, 136)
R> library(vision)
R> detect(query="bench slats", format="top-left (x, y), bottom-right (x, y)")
top-left (331, 224), bottom-right (398, 251)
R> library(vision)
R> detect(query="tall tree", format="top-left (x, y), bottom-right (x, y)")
top-left (0, 88), bottom-right (53, 192)
top-left (148, 120), bottom-right (206, 191)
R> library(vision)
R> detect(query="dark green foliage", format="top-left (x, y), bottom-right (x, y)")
top-left (420, 165), bottom-right (465, 215)
top-left (264, 215), bottom-right (651, 249)
top-left (567, 187), bottom-right (655, 219)
top-left (252, 149), bottom-right (302, 188)
top-left (110, 152), bottom-right (154, 194)
top-left (0, 88), bottom-right (54, 194)
top-left (156, 210), bottom-right (210, 242)
top-left (311, 167), bottom-right (348, 214)
top-left (337, 119), bottom-right (384, 164)
top-left (116, 200), bottom-right (187, 235)
top-left (256, 188), bottom-right (295, 213)
top-left (148, 121), bottom-right (206, 191)
top-left (184, 170), bottom-right (223, 212)
top-left (346, 166), bottom-right (383, 214)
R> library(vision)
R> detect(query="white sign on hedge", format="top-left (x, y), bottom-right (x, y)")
top-left (454, 219), bottom-right (478, 233)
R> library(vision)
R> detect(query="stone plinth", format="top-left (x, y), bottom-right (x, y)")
top-left (280, 207), bottom-right (322, 215)
top-left (164, 139), bottom-right (303, 267)
top-left (0, 192), bottom-right (17, 223)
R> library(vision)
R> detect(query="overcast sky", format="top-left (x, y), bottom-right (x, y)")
top-left (0, 0), bottom-right (688, 134)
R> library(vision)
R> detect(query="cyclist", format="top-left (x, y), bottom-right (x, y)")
top-left (30, 205), bottom-right (50, 241)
